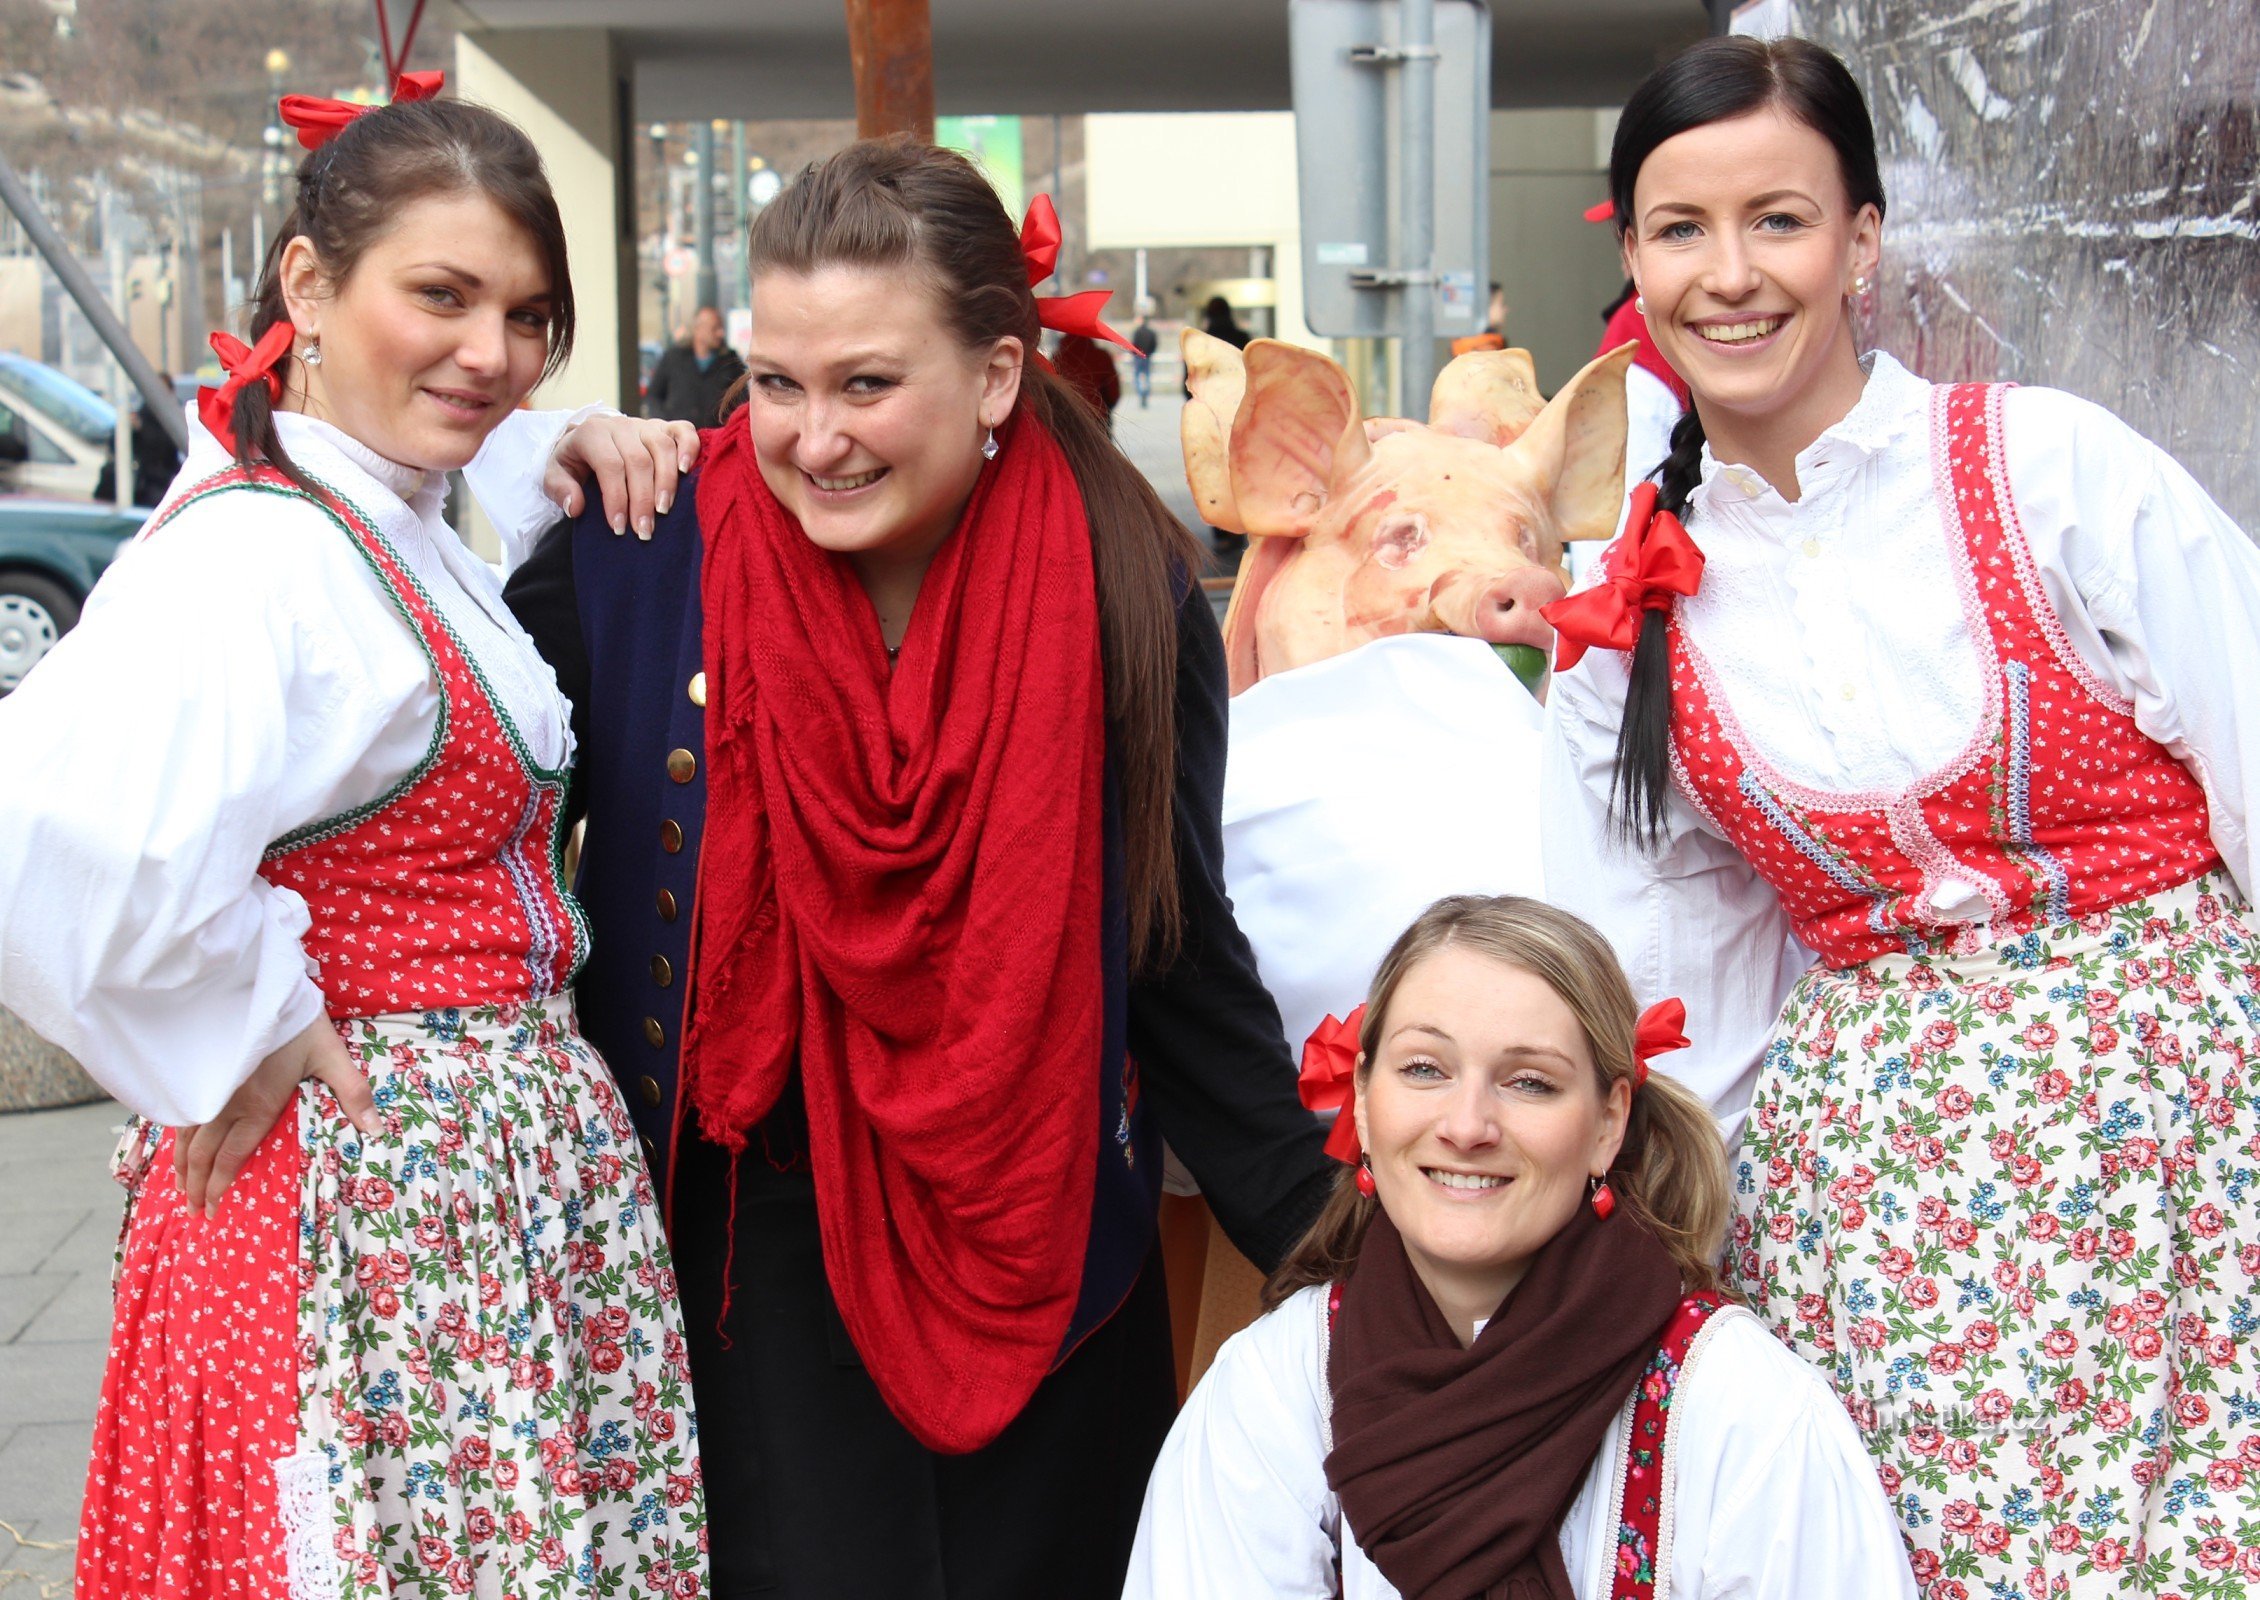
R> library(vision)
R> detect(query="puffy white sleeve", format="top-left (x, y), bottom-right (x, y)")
top-left (2002, 388), bottom-right (2260, 906)
top-left (1676, 1316), bottom-right (1917, 1600)
top-left (1123, 1291), bottom-right (1342, 1600)
top-left (1540, 640), bottom-right (1809, 1139)
top-left (462, 402), bottom-right (615, 574)
top-left (0, 510), bottom-right (406, 1126)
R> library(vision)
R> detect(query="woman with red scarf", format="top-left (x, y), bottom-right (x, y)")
top-left (1126, 895), bottom-right (1913, 1599)
top-left (486, 140), bottom-right (1333, 1597)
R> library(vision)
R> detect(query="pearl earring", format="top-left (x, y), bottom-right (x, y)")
top-left (1853, 276), bottom-right (1870, 295)
top-left (981, 427), bottom-right (999, 462)
top-left (301, 341), bottom-right (322, 367)
top-left (1634, 294), bottom-right (1647, 315)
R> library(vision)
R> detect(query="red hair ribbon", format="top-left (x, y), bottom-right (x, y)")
top-left (1297, 1005), bottom-right (1367, 1165)
top-left (1018, 195), bottom-right (1138, 354)
top-left (279, 70), bottom-right (445, 151)
top-left (195, 323), bottom-right (297, 456)
top-left (1538, 479), bottom-right (1705, 672)
top-left (1632, 997), bottom-right (1690, 1090)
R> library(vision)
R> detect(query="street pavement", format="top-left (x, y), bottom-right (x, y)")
top-left (0, 360), bottom-right (1214, 1600)
top-left (0, 1098), bottom-right (121, 1596)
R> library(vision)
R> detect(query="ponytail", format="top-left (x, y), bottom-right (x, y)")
top-left (1610, 407), bottom-right (1706, 847)
top-left (232, 229), bottom-right (320, 498)
top-left (1611, 1064), bottom-right (1728, 1293)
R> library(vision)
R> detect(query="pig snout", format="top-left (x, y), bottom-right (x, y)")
top-left (1425, 566), bottom-right (1565, 649)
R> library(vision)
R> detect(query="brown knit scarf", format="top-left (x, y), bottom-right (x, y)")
top-left (1325, 1204), bottom-right (1684, 1599)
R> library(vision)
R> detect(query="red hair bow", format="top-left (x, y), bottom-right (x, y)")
top-left (279, 70), bottom-right (445, 151)
top-left (1632, 997), bottom-right (1690, 1090)
top-left (1018, 195), bottom-right (1137, 354)
top-left (1298, 1005), bottom-right (1367, 1165)
top-left (195, 323), bottom-right (297, 456)
top-left (1538, 480), bottom-right (1705, 672)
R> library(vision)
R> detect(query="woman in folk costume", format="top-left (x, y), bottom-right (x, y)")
top-left (1125, 895), bottom-right (1914, 1599)
top-left (0, 84), bottom-right (707, 1597)
top-left (1542, 35), bottom-right (2260, 1597)
top-left (478, 140), bottom-right (1333, 1597)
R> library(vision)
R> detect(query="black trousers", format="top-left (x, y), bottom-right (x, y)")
top-left (670, 1131), bottom-right (1179, 1600)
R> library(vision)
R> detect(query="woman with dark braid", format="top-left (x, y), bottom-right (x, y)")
top-left (1541, 36), bottom-right (2260, 1598)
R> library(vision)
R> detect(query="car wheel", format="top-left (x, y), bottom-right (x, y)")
top-left (0, 572), bottom-right (78, 694)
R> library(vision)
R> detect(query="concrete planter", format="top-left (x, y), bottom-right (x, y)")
top-left (0, 1006), bottom-right (103, 1113)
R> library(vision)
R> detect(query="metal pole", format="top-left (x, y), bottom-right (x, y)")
top-left (1398, 0), bottom-right (1438, 415)
top-left (105, 188), bottom-right (134, 509)
top-left (692, 121), bottom-right (718, 311)
top-left (0, 152), bottom-right (187, 450)
top-left (731, 120), bottom-right (749, 313)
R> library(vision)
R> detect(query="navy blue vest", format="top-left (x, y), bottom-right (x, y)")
top-left (565, 474), bottom-right (1160, 1358)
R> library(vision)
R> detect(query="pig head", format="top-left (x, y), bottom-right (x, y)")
top-left (1183, 332), bottom-right (1635, 694)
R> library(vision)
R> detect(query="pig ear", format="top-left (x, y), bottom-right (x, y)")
top-left (1228, 340), bottom-right (1370, 540)
top-left (1428, 347), bottom-right (1546, 446)
top-left (1508, 342), bottom-right (1636, 544)
top-left (1181, 328), bottom-right (1248, 534)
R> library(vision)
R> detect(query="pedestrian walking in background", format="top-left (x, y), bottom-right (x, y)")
top-left (646, 304), bottom-right (747, 429)
top-left (1130, 309), bottom-right (1158, 407)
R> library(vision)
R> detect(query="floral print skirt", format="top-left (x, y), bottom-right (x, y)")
top-left (79, 1001), bottom-right (708, 1599)
top-left (1734, 874), bottom-right (2260, 1600)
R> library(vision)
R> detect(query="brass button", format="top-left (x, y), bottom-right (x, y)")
top-left (667, 748), bottom-right (697, 784)
top-left (651, 954), bottom-right (674, 988)
top-left (656, 888), bottom-right (679, 921)
top-left (688, 671), bottom-right (707, 708)
top-left (638, 1073), bottom-right (662, 1107)
top-left (643, 1016), bottom-right (665, 1048)
top-left (641, 1134), bottom-right (659, 1163)
top-left (660, 819), bottom-right (683, 853)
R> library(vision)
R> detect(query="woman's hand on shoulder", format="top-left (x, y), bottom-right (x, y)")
top-left (545, 414), bottom-right (701, 540)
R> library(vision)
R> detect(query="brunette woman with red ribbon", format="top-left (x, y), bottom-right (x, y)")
top-left (0, 81), bottom-right (708, 1597)
top-left (1126, 894), bottom-right (1911, 1599)
top-left (485, 139), bottom-right (1332, 1598)
top-left (1540, 38), bottom-right (2260, 1596)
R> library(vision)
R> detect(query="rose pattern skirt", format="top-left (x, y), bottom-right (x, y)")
top-left (79, 1001), bottom-right (708, 1599)
top-left (1734, 874), bottom-right (2260, 1600)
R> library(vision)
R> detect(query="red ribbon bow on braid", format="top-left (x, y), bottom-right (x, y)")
top-left (1633, 997), bottom-right (1691, 1090)
top-left (279, 69), bottom-right (445, 151)
top-left (195, 323), bottom-right (296, 456)
top-left (1297, 1005), bottom-right (1367, 1165)
top-left (1018, 195), bottom-right (1138, 354)
top-left (1538, 479), bottom-right (1705, 672)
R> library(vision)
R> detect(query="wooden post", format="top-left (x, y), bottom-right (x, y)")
top-left (843, 0), bottom-right (935, 142)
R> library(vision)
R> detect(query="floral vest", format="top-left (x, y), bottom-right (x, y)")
top-left (1667, 383), bottom-right (2218, 968)
top-left (145, 465), bottom-right (587, 1017)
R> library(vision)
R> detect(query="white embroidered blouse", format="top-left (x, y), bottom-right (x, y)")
top-left (1541, 351), bottom-right (2260, 1132)
top-left (0, 407), bottom-right (576, 1126)
top-left (1123, 1285), bottom-right (1916, 1600)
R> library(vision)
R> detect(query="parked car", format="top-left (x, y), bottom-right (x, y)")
top-left (0, 495), bottom-right (146, 692)
top-left (0, 354), bottom-right (188, 504)
top-left (0, 376), bottom-right (110, 501)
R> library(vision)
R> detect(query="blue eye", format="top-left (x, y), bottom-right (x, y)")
top-left (1758, 213), bottom-right (1805, 233)
top-left (1398, 1056), bottom-right (1446, 1082)
top-left (1658, 221), bottom-right (1699, 243)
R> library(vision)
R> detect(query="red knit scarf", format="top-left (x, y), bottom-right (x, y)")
top-left (685, 411), bottom-right (1107, 1455)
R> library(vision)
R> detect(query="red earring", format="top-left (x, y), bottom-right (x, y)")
top-left (1589, 1175), bottom-right (1616, 1220)
top-left (1355, 1158), bottom-right (1377, 1199)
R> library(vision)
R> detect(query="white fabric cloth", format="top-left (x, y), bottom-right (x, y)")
top-left (1222, 635), bottom-right (1548, 1056)
top-left (1124, 1284), bottom-right (1917, 1600)
top-left (0, 412), bottom-right (575, 1127)
top-left (470, 403), bottom-right (613, 572)
top-left (1541, 350), bottom-right (2260, 1132)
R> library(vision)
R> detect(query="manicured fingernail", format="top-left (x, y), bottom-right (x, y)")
top-left (636, 514), bottom-right (653, 538)
top-left (656, 491), bottom-right (672, 515)
top-left (610, 513), bottom-right (626, 536)
top-left (679, 455), bottom-right (694, 472)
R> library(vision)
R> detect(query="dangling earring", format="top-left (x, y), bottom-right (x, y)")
top-left (300, 341), bottom-right (322, 367)
top-left (1588, 1174), bottom-right (1616, 1220)
top-left (1354, 1157), bottom-right (1377, 1199)
top-left (1633, 294), bottom-right (1647, 316)
top-left (981, 426), bottom-right (999, 462)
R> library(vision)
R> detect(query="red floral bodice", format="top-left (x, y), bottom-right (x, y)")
top-left (1667, 384), bottom-right (2218, 968)
top-left (147, 466), bottom-right (587, 1017)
